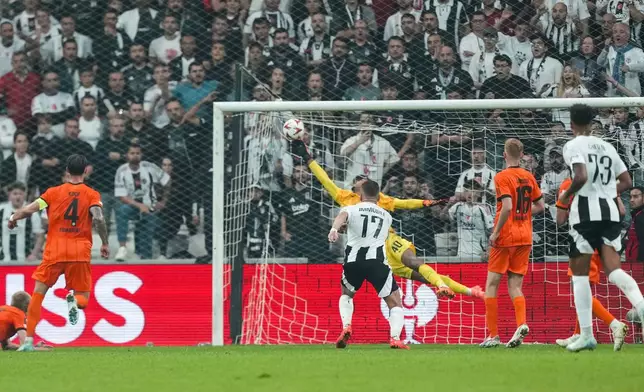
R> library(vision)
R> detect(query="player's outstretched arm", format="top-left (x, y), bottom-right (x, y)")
top-left (90, 206), bottom-right (110, 259)
top-left (8, 200), bottom-right (41, 229)
top-left (293, 140), bottom-right (342, 202)
top-left (392, 197), bottom-right (447, 210)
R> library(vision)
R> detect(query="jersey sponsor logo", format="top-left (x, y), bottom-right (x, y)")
top-left (379, 279), bottom-right (438, 344)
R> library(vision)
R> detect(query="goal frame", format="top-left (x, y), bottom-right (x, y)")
top-left (210, 96), bottom-right (644, 346)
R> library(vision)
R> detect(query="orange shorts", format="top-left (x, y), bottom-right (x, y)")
top-left (32, 262), bottom-right (92, 292)
top-left (567, 253), bottom-right (602, 284)
top-left (488, 245), bottom-right (531, 275)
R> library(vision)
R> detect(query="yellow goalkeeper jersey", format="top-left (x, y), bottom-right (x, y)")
top-left (308, 160), bottom-right (426, 212)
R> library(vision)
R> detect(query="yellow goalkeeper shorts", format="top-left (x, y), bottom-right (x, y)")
top-left (386, 233), bottom-right (415, 279)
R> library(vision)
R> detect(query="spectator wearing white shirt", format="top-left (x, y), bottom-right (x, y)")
top-left (507, 21), bottom-right (533, 69)
top-left (519, 34), bottom-right (563, 96)
top-left (41, 14), bottom-right (93, 64)
top-left (245, 0), bottom-right (296, 43)
top-left (445, 181), bottom-right (493, 259)
top-left (383, 0), bottom-right (421, 42)
top-left (455, 144), bottom-right (496, 204)
top-left (143, 63), bottom-right (177, 129)
top-left (598, 22), bottom-right (644, 97)
top-left (32, 8), bottom-right (61, 60)
top-left (0, 22), bottom-right (25, 78)
top-left (459, 12), bottom-right (487, 71)
top-left (469, 26), bottom-right (515, 93)
top-left (77, 96), bottom-right (104, 150)
top-left (540, 146), bottom-right (568, 220)
top-left (597, 0), bottom-right (644, 24)
top-left (114, 144), bottom-right (170, 261)
top-left (0, 133), bottom-right (32, 194)
top-left (31, 70), bottom-right (76, 138)
top-left (297, 0), bottom-right (332, 43)
top-left (0, 115), bottom-right (17, 159)
top-left (340, 114), bottom-right (400, 187)
top-left (149, 14), bottom-right (182, 65)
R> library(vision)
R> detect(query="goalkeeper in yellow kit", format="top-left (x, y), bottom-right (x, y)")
top-left (290, 141), bottom-right (484, 346)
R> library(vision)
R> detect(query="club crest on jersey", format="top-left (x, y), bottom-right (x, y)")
top-left (380, 279), bottom-right (438, 344)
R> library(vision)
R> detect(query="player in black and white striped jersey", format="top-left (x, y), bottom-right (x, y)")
top-left (560, 104), bottom-right (644, 352)
top-left (328, 179), bottom-right (407, 350)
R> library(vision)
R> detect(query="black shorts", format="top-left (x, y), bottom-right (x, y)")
top-left (341, 260), bottom-right (398, 298)
top-left (569, 221), bottom-right (622, 257)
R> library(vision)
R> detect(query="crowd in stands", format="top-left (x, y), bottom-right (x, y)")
top-left (0, 0), bottom-right (641, 263)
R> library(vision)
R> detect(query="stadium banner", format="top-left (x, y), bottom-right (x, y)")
top-left (1, 263), bottom-right (641, 346)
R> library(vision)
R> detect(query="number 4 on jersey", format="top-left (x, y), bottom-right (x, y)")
top-left (64, 198), bottom-right (79, 227)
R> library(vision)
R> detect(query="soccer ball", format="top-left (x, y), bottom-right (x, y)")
top-left (282, 118), bottom-right (305, 141)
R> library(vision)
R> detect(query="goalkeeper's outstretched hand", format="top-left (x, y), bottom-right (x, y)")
top-left (290, 140), bottom-right (312, 163)
top-left (436, 286), bottom-right (455, 299)
top-left (423, 198), bottom-right (449, 207)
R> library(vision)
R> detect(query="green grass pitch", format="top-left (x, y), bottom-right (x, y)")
top-left (2, 345), bottom-right (644, 392)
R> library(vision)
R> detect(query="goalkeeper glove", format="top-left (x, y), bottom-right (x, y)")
top-left (436, 286), bottom-right (455, 299)
top-left (423, 198), bottom-right (449, 207)
top-left (290, 140), bottom-right (312, 163)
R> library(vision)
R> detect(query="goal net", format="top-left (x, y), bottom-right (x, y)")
top-left (217, 95), bottom-right (644, 346)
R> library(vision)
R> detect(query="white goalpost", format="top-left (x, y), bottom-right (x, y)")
top-left (211, 97), bottom-right (644, 347)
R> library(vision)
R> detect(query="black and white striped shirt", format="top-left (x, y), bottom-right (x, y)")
top-left (343, 202), bottom-right (392, 263)
top-left (544, 21), bottom-right (579, 61)
top-left (423, 0), bottom-right (469, 46)
top-left (626, 120), bottom-right (644, 169)
top-left (563, 135), bottom-right (627, 224)
top-left (0, 202), bottom-right (43, 262)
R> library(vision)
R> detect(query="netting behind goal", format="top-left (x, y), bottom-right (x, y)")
top-left (222, 98), bottom-right (644, 345)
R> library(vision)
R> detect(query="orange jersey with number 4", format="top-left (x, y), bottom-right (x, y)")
top-left (39, 183), bottom-right (102, 263)
top-left (493, 167), bottom-right (543, 247)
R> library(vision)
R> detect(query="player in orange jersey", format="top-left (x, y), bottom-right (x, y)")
top-left (8, 155), bottom-right (109, 352)
top-left (0, 291), bottom-right (50, 351)
top-left (480, 138), bottom-right (545, 348)
top-left (554, 177), bottom-right (628, 351)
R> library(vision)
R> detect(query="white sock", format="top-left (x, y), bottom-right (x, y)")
top-left (338, 295), bottom-right (354, 328)
top-left (24, 336), bottom-right (33, 344)
top-left (389, 307), bottom-right (404, 340)
top-left (572, 275), bottom-right (594, 339)
top-left (608, 269), bottom-right (644, 311)
top-left (610, 319), bottom-right (621, 330)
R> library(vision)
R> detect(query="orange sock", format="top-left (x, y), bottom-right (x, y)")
top-left (75, 295), bottom-right (88, 309)
top-left (26, 292), bottom-right (45, 338)
top-left (485, 297), bottom-right (498, 337)
top-left (512, 296), bottom-right (526, 326)
top-left (574, 318), bottom-right (580, 335)
top-left (592, 297), bottom-right (615, 326)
